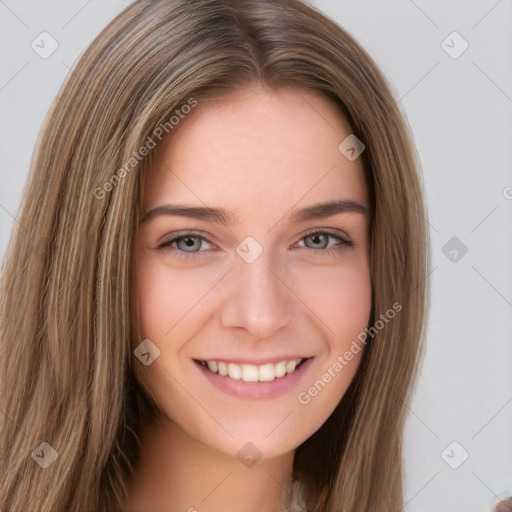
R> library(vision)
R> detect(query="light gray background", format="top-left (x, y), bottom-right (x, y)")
top-left (1, 1), bottom-right (511, 510)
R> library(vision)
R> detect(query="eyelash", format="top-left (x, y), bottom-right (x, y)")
top-left (156, 229), bottom-right (354, 260)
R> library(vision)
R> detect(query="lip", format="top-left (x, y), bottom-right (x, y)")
top-left (193, 355), bottom-right (308, 365)
top-left (194, 357), bottom-right (314, 400)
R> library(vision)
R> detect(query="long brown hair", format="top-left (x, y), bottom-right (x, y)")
top-left (0, 0), bottom-right (430, 510)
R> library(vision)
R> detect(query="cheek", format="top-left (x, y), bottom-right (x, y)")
top-left (293, 259), bottom-right (372, 345)
top-left (135, 259), bottom-right (215, 339)
top-left (133, 258), bottom-right (210, 416)
top-left (292, 264), bottom-right (371, 426)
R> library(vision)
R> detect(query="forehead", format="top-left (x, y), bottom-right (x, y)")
top-left (144, 85), bottom-right (367, 220)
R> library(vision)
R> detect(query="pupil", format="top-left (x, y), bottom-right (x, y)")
top-left (180, 237), bottom-right (199, 251)
top-left (311, 234), bottom-right (326, 248)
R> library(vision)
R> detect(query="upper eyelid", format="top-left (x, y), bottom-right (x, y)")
top-left (157, 229), bottom-right (215, 246)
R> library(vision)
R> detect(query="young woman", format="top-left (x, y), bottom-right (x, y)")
top-left (0, 1), bottom-right (430, 511)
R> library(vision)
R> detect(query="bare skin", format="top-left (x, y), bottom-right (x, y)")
top-left (125, 84), bottom-right (371, 512)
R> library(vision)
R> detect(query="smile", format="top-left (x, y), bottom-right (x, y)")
top-left (198, 358), bottom-right (307, 383)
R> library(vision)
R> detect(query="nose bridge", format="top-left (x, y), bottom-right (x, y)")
top-left (219, 244), bottom-right (292, 337)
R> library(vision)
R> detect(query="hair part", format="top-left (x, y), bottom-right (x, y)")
top-left (0, 1), bottom-right (430, 510)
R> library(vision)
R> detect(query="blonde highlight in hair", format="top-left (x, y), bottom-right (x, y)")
top-left (0, 1), bottom-right (430, 510)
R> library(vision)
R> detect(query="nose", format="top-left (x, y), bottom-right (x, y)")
top-left (219, 249), bottom-right (293, 339)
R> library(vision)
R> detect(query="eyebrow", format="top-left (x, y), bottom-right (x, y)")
top-left (140, 199), bottom-right (368, 225)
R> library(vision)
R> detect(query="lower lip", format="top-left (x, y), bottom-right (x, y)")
top-left (194, 358), bottom-right (314, 400)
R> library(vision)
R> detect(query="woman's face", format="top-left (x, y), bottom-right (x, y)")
top-left (134, 84), bottom-right (371, 460)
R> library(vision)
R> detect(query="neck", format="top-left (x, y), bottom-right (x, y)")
top-left (123, 414), bottom-right (296, 512)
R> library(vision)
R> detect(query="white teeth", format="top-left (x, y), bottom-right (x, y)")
top-left (274, 361), bottom-right (287, 378)
top-left (258, 363), bottom-right (275, 382)
top-left (202, 358), bottom-right (304, 382)
top-left (228, 363), bottom-right (242, 380)
top-left (285, 360), bottom-right (297, 374)
top-left (217, 361), bottom-right (228, 376)
top-left (241, 364), bottom-right (259, 382)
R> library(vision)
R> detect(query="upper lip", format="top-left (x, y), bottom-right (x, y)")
top-left (193, 356), bottom-right (310, 365)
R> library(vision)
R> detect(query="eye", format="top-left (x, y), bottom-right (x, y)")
top-left (157, 231), bottom-right (214, 259)
top-left (157, 229), bottom-right (354, 260)
top-left (297, 229), bottom-right (353, 254)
